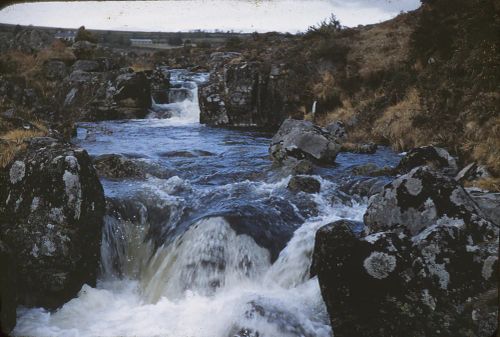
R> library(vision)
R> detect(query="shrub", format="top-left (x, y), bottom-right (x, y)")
top-left (75, 26), bottom-right (98, 44)
top-left (306, 14), bottom-right (342, 38)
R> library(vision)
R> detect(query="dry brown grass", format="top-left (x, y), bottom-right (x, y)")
top-left (0, 126), bottom-right (48, 168)
top-left (372, 87), bottom-right (430, 151)
top-left (465, 178), bottom-right (500, 192)
top-left (462, 116), bottom-right (500, 176)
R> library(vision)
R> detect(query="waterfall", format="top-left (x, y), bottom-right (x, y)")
top-left (149, 69), bottom-right (209, 124)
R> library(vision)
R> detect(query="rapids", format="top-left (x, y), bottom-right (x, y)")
top-left (13, 69), bottom-right (401, 337)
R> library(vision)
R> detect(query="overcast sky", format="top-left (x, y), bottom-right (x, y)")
top-left (0, 0), bottom-right (421, 33)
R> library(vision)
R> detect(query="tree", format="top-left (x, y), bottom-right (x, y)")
top-left (75, 26), bottom-right (98, 43)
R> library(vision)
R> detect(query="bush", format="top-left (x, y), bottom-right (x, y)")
top-left (75, 26), bottom-right (98, 44)
top-left (225, 36), bottom-right (242, 50)
top-left (306, 14), bottom-right (342, 38)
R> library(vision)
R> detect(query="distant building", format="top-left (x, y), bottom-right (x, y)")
top-left (130, 38), bottom-right (154, 47)
top-left (54, 30), bottom-right (76, 43)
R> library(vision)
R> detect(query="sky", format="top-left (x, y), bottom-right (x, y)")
top-left (0, 0), bottom-right (421, 33)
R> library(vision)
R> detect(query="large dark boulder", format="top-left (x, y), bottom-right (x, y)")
top-left (396, 146), bottom-right (458, 176)
top-left (0, 137), bottom-right (105, 310)
top-left (0, 241), bottom-right (16, 335)
top-left (314, 167), bottom-right (499, 337)
top-left (270, 119), bottom-right (341, 164)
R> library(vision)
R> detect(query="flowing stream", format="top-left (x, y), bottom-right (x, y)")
top-left (13, 70), bottom-right (401, 337)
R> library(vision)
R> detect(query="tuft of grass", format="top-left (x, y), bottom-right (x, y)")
top-left (465, 178), bottom-right (500, 192)
top-left (0, 126), bottom-right (48, 168)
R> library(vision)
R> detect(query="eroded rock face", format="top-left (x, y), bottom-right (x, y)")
top-left (314, 167), bottom-right (499, 337)
top-left (60, 67), bottom-right (154, 121)
top-left (199, 57), bottom-right (297, 128)
top-left (0, 137), bottom-right (105, 310)
top-left (270, 119), bottom-right (341, 164)
top-left (396, 146), bottom-right (458, 176)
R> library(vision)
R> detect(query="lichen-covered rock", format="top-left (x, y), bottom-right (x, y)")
top-left (364, 166), bottom-right (487, 235)
top-left (0, 137), bottom-right (105, 310)
top-left (314, 167), bottom-right (499, 337)
top-left (270, 119), bottom-right (341, 164)
top-left (396, 146), bottom-right (458, 176)
top-left (287, 175), bottom-right (321, 194)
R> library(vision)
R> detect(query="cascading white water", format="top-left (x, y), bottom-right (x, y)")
top-left (149, 69), bottom-right (209, 124)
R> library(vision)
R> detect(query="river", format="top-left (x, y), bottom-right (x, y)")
top-left (13, 69), bottom-right (401, 337)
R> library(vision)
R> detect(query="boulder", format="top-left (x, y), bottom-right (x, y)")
top-left (93, 154), bottom-right (145, 179)
top-left (287, 175), bottom-right (321, 194)
top-left (339, 176), bottom-right (390, 199)
top-left (43, 59), bottom-right (68, 80)
top-left (292, 159), bottom-right (314, 175)
top-left (71, 40), bottom-right (97, 59)
top-left (270, 119), bottom-right (341, 164)
top-left (71, 59), bottom-right (101, 73)
top-left (325, 121), bottom-right (347, 142)
top-left (0, 137), bottom-right (105, 309)
top-left (314, 166), bottom-right (499, 337)
top-left (396, 146), bottom-right (458, 176)
top-left (0, 241), bottom-right (16, 335)
top-left (364, 166), bottom-right (487, 235)
top-left (467, 188), bottom-right (500, 225)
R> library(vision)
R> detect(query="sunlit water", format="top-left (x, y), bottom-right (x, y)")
top-left (13, 70), bottom-right (400, 337)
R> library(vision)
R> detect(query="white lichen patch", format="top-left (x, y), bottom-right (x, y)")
top-left (482, 256), bottom-right (497, 280)
top-left (65, 155), bottom-right (80, 171)
top-left (49, 207), bottom-right (65, 223)
top-left (31, 197), bottom-right (40, 211)
top-left (364, 232), bottom-right (386, 244)
top-left (31, 243), bottom-right (39, 258)
top-left (405, 177), bottom-right (423, 196)
top-left (9, 161), bottom-right (26, 184)
top-left (421, 289), bottom-right (436, 310)
top-left (363, 252), bottom-right (396, 279)
top-left (421, 244), bottom-right (450, 289)
top-left (63, 170), bottom-right (82, 219)
top-left (450, 188), bottom-right (468, 207)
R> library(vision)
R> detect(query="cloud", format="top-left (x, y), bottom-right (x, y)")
top-left (0, 0), bottom-right (421, 32)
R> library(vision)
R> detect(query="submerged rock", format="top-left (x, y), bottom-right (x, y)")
top-left (314, 166), bottom-right (499, 337)
top-left (93, 153), bottom-right (145, 179)
top-left (270, 119), bottom-right (341, 164)
top-left (287, 175), bottom-right (321, 194)
top-left (0, 137), bottom-right (105, 311)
